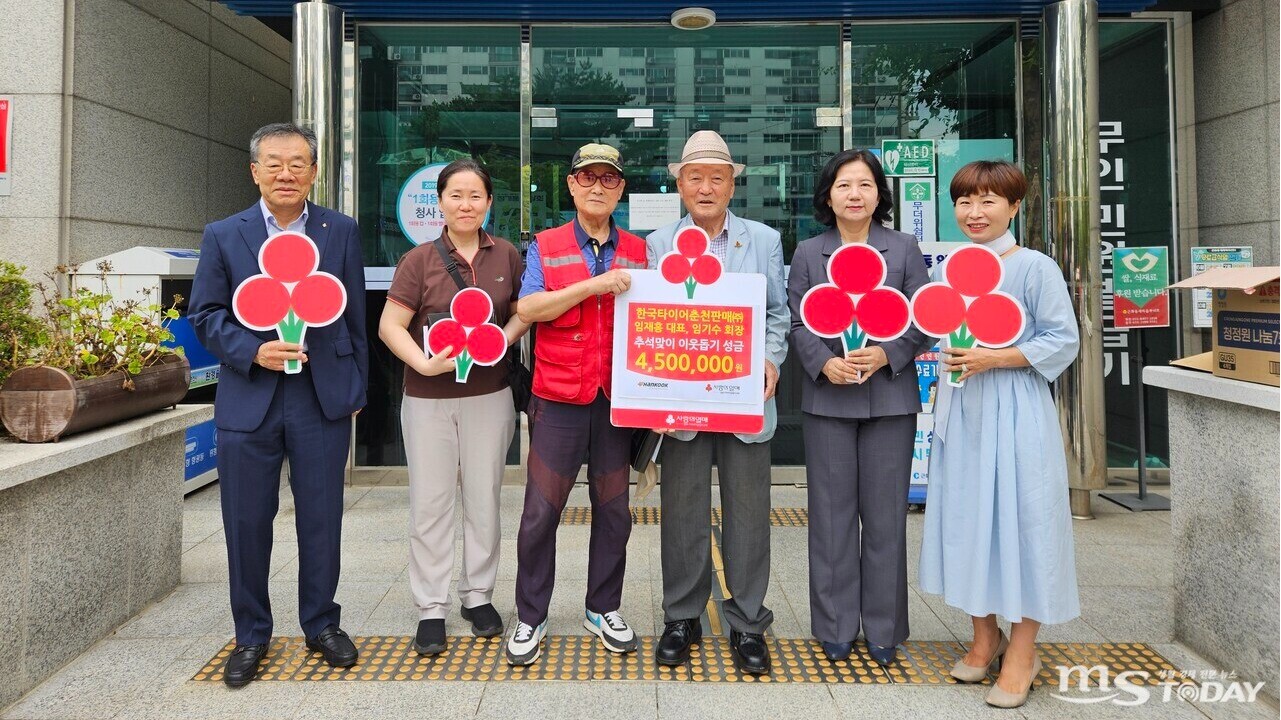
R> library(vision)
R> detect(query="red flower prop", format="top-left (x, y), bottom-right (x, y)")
top-left (798, 243), bottom-right (911, 361)
top-left (231, 232), bottom-right (347, 374)
top-left (424, 287), bottom-right (507, 382)
top-left (909, 243), bottom-right (1027, 387)
top-left (660, 226), bottom-right (723, 299)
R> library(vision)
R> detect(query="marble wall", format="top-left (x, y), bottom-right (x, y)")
top-left (0, 422), bottom-right (192, 709)
top-left (1191, 0), bottom-right (1280, 265)
top-left (1166, 387), bottom-right (1280, 693)
top-left (0, 0), bottom-right (291, 281)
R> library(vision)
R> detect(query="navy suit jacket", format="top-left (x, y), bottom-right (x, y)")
top-left (189, 201), bottom-right (368, 432)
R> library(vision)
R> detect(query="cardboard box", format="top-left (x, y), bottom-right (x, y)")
top-left (1169, 267), bottom-right (1280, 386)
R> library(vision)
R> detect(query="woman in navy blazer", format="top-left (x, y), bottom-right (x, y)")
top-left (787, 149), bottom-right (932, 664)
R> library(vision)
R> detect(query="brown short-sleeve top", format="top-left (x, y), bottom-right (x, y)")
top-left (386, 228), bottom-right (524, 399)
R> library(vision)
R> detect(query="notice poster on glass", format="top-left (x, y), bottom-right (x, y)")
top-left (628, 193), bottom-right (681, 231)
top-left (396, 162), bottom-right (449, 245)
top-left (1190, 247), bottom-right (1254, 328)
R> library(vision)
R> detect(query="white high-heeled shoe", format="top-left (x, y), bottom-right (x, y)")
top-left (950, 629), bottom-right (1008, 682)
top-left (985, 654), bottom-right (1043, 709)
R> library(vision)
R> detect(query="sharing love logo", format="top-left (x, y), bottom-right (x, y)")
top-left (910, 243), bottom-right (1026, 387)
top-left (424, 287), bottom-right (507, 383)
top-left (660, 226), bottom-right (723, 299)
top-left (231, 232), bottom-right (347, 375)
top-left (798, 243), bottom-right (912, 354)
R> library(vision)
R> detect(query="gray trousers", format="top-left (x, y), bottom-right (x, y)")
top-left (659, 433), bottom-right (773, 634)
top-left (402, 389), bottom-right (515, 620)
top-left (803, 412), bottom-right (914, 647)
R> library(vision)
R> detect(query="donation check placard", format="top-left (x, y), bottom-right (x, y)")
top-left (610, 269), bottom-right (766, 434)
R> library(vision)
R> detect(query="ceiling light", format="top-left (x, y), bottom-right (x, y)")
top-left (671, 7), bottom-right (716, 30)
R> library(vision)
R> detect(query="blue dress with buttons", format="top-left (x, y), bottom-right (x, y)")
top-left (917, 247), bottom-right (1082, 624)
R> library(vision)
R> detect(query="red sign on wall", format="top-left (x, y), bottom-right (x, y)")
top-left (0, 96), bottom-right (12, 196)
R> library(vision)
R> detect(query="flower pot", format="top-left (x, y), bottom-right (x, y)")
top-left (0, 354), bottom-right (191, 442)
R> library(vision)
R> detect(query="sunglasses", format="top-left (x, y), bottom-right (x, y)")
top-left (573, 169), bottom-right (623, 189)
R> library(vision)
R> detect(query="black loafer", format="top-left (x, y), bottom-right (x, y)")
top-left (306, 625), bottom-right (358, 667)
top-left (460, 603), bottom-right (504, 637)
top-left (414, 619), bottom-right (447, 655)
top-left (223, 643), bottom-right (266, 687)
top-left (821, 640), bottom-right (853, 661)
top-left (729, 629), bottom-right (771, 675)
top-left (656, 618), bottom-right (702, 666)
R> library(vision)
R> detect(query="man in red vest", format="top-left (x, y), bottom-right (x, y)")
top-left (507, 143), bottom-right (648, 665)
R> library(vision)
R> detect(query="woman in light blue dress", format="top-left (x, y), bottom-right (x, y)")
top-left (917, 161), bottom-right (1081, 709)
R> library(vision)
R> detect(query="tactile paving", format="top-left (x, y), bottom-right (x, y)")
top-left (193, 638), bottom-right (1180, 687)
top-left (558, 507), bottom-right (808, 526)
top-left (881, 641), bottom-right (969, 685)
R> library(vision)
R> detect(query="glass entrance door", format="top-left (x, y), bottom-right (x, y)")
top-left (528, 25), bottom-right (843, 464)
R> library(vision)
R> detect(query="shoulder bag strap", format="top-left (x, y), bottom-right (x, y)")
top-left (433, 237), bottom-right (469, 290)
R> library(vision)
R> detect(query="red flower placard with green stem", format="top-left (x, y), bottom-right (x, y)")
top-left (424, 287), bottom-right (507, 383)
top-left (659, 226), bottom-right (723, 299)
top-left (798, 243), bottom-right (911, 379)
top-left (909, 243), bottom-right (1026, 388)
top-left (232, 232), bottom-right (347, 374)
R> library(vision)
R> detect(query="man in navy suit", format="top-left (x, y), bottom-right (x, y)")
top-left (189, 123), bottom-right (367, 687)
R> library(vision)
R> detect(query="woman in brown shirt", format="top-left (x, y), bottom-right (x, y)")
top-left (378, 159), bottom-right (528, 656)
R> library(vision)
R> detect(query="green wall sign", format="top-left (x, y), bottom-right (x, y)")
top-left (881, 139), bottom-right (936, 177)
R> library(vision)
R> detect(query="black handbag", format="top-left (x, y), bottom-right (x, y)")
top-left (432, 238), bottom-right (532, 413)
top-left (630, 429), bottom-right (661, 473)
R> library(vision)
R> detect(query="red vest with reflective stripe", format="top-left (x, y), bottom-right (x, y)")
top-left (531, 221), bottom-right (648, 405)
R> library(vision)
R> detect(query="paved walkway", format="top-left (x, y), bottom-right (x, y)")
top-left (3, 478), bottom-right (1276, 719)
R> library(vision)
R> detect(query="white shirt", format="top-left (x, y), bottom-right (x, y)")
top-left (259, 198), bottom-right (309, 236)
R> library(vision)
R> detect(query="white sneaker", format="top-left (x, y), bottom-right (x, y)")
top-left (505, 619), bottom-right (546, 665)
top-left (584, 609), bottom-right (637, 653)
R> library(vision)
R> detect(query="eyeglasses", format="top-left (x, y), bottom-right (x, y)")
top-left (573, 169), bottom-right (623, 189)
top-left (256, 162), bottom-right (313, 176)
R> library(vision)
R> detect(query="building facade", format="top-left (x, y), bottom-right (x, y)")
top-left (1, 0), bottom-right (1276, 485)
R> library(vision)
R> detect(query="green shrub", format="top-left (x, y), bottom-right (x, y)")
top-left (0, 261), bottom-right (41, 386)
top-left (30, 262), bottom-right (182, 388)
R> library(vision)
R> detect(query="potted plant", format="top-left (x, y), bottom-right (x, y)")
top-left (0, 262), bottom-right (190, 442)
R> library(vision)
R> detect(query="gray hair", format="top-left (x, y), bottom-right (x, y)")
top-left (249, 123), bottom-right (318, 164)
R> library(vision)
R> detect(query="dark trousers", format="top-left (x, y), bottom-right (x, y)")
top-left (803, 412), bottom-right (914, 647)
top-left (659, 433), bottom-right (774, 634)
top-left (514, 392), bottom-right (632, 625)
top-left (217, 371), bottom-right (350, 645)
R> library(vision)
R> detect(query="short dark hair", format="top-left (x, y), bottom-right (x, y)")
top-left (812, 149), bottom-right (894, 227)
top-left (949, 160), bottom-right (1028, 203)
top-left (250, 123), bottom-right (317, 164)
top-left (436, 158), bottom-right (493, 197)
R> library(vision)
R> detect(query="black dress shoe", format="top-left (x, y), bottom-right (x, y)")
top-left (222, 644), bottom-right (266, 687)
top-left (655, 618), bottom-right (702, 666)
top-left (414, 619), bottom-right (447, 656)
top-left (868, 643), bottom-right (899, 666)
top-left (820, 640), bottom-right (853, 661)
top-left (306, 625), bottom-right (358, 667)
top-left (729, 629), bottom-right (770, 675)
top-left (460, 603), bottom-right (504, 637)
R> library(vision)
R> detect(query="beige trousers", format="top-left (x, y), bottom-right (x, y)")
top-left (402, 387), bottom-right (515, 620)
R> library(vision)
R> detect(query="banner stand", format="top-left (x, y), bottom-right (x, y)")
top-left (1100, 329), bottom-right (1171, 511)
